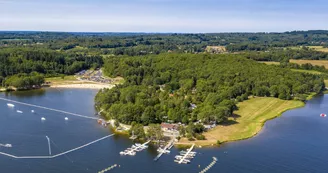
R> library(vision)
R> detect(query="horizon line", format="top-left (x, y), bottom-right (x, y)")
top-left (1, 30), bottom-right (328, 34)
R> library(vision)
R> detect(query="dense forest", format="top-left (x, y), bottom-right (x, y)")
top-left (95, 54), bottom-right (324, 125)
top-left (1, 31), bottom-right (328, 56)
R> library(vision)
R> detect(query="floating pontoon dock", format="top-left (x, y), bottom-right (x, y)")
top-left (120, 140), bottom-right (150, 156)
top-left (174, 144), bottom-right (196, 164)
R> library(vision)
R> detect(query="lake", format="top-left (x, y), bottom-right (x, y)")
top-left (1, 89), bottom-right (328, 173)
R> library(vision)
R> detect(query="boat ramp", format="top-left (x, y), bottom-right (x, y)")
top-left (174, 144), bottom-right (196, 164)
top-left (120, 140), bottom-right (150, 156)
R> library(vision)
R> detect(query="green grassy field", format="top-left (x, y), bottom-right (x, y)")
top-left (178, 97), bottom-right (304, 146)
top-left (45, 75), bottom-right (81, 85)
top-left (291, 69), bottom-right (323, 75)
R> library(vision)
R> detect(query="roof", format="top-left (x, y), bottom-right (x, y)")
top-left (161, 123), bottom-right (178, 129)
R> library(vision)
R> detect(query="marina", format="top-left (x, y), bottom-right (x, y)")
top-left (174, 144), bottom-right (196, 164)
top-left (120, 140), bottom-right (150, 156)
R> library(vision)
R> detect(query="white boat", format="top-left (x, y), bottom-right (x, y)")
top-left (65, 117), bottom-right (69, 120)
top-left (31, 110), bottom-right (35, 113)
top-left (7, 103), bottom-right (15, 107)
top-left (41, 117), bottom-right (46, 121)
top-left (16, 110), bottom-right (23, 113)
top-left (5, 144), bottom-right (12, 147)
top-left (0, 144), bottom-right (12, 148)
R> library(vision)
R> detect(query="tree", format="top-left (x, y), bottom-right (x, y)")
top-left (129, 123), bottom-right (145, 139)
top-left (146, 124), bottom-right (164, 141)
top-left (141, 106), bottom-right (156, 125)
top-left (114, 120), bottom-right (120, 128)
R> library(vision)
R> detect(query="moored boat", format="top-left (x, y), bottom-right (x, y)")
top-left (7, 103), bottom-right (15, 107)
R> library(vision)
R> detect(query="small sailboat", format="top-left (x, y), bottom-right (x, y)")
top-left (65, 117), bottom-right (69, 121)
top-left (320, 113), bottom-right (326, 117)
top-left (41, 117), bottom-right (46, 121)
top-left (7, 103), bottom-right (15, 107)
top-left (16, 110), bottom-right (23, 113)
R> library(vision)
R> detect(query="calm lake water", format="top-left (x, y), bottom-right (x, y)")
top-left (1, 89), bottom-right (328, 173)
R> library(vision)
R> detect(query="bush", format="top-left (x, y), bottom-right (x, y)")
top-left (186, 133), bottom-right (194, 141)
top-left (217, 140), bottom-right (221, 145)
top-left (195, 134), bottom-right (206, 140)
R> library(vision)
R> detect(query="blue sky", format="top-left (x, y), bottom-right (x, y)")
top-left (0, 0), bottom-right (328, 32)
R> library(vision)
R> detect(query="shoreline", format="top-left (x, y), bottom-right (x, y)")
top-left (49, 83), bottom-right (115, 89)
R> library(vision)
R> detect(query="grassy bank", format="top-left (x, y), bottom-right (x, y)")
top-left (45, 75), bottom-right (81, 85)
top-left (178, 97), bottom-right (305, 147)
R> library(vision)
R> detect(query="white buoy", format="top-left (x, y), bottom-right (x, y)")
top-left (65, 117), bottom-right (68, 121)
top-left (31, 110), bottom-right (34, 113)
top-left (41, 117), bottom-right (46, 121)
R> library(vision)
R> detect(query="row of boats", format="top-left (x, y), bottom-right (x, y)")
top-left (119, 141), bottom-right (150, 156)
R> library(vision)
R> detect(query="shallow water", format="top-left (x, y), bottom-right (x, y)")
top-left (1, 89), bottom-right (328, 173)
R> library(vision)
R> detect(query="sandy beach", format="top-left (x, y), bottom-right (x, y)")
top-left (49, 83), bottom-right (114, 89)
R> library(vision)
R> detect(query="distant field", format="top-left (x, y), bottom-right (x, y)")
top-left (308, 46), bottom-right (328, 52)
top-left (290, 59), bottom-right (328, 69)
top-left (291, 69), bottom-right (323, 75)
top-left (258, 61), bottom-right (280, 65)
top-left (178, 97), bottom-right (304, 146)
top-left (287, 46), bottom-right (328, 52)
top-left (205, 46), bottom-right (226, 53)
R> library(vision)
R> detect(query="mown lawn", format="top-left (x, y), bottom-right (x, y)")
top-left (178, 97), bottom-right (304, 146)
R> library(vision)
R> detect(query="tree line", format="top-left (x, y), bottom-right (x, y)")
top-left (2, 31), bottom-right (328, 56)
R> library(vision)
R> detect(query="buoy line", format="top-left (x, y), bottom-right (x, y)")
top-left (0, 97), bottom-right (99, 120)
top-left (0, 134), bottom-right (114, 159)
